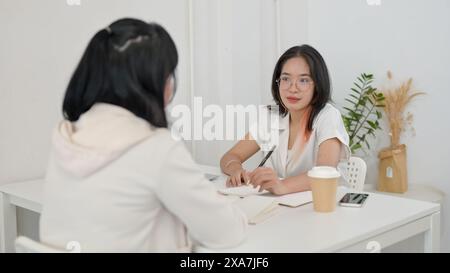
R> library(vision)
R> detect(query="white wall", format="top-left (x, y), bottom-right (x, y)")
top-left (0, 0), bottom-right (191, 184)
top-left (189, 0), bottom-right (309, 169)
top-left (0, 0), bottom-right (308, 193)
top-left (1, 0), bottom-right (449, 251)
top-left (0, 0), bottom-right (193, 241)
top-left (307, 0), bottom-right (450, 251)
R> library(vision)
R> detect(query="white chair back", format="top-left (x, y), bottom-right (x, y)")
top-left (345, 156), bottom-right (367, 191)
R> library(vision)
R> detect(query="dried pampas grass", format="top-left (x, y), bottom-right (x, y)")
top-left (381, 71), bottom-right (425, 148)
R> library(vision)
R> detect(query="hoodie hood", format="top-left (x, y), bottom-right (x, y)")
top-left (52, 103), bottom-right (154, 177)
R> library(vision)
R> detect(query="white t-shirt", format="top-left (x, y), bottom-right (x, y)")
top-left (250, 103), bottom-right (350, 178)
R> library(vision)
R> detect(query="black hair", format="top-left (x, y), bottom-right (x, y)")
top-left (63, 18), bottom-right (178, 128)
top-left (271, 44), bottom-right (331, 132)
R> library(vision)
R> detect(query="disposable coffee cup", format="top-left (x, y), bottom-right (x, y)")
top-left (307, 166), bottom-right (341, 212)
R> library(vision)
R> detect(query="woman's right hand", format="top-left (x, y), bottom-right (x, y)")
top-left (226, 169), bottom-right (250, 187)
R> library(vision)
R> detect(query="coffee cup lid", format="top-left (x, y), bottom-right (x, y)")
top-left (307, 166), bottom-right (340, 179)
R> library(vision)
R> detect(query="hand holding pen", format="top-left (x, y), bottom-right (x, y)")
top-left (225, 145), bottom-right (276, 188)
top-left (248, 146), bottom-right (285, 194)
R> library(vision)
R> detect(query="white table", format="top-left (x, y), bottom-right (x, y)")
top-left (0, 173), bottom-right (441, 253)
top-left (194, 182), bottom-right (440, 253)
top-left (0, 179), bottom-right (43, 252)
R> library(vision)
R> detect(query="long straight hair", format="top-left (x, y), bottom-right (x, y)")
top-left (63, 18), bottom-right (178, 128)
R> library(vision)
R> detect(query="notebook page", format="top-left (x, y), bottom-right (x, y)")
top-left (276, 191), bottom-right (313, 207)
top-left (234, 195), bottom-right (278, 224)
top-left (218, 185), bottom-right (269, 197)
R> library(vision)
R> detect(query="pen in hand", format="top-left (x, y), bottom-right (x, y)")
top-left (246, 145), bottom-right (276, 185)
top-left (258, 145), bottom-right (276, 168)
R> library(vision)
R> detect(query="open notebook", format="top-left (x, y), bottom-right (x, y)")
top-left (220, 187), bottom-right (313, 224)
top-left (218, 185), bottom-right (268, 197)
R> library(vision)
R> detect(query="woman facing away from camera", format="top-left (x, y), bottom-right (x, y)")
top-left (39, 18), bottom-right (247, 252)
top-left (221, 45), bottom-right (350, 195)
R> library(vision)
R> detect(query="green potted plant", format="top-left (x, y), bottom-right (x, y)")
top-left (342, 73), bottom-right (385, 154)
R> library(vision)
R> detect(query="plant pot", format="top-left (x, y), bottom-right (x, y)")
top-left (377, 144), bottom-right (408, 193)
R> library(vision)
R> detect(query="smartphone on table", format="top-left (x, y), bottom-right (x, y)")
top-left (339, 193), bottom-right (369, 207)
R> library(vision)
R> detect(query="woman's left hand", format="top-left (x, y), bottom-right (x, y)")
top-left (248, 167), bottom-right (286, 195)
